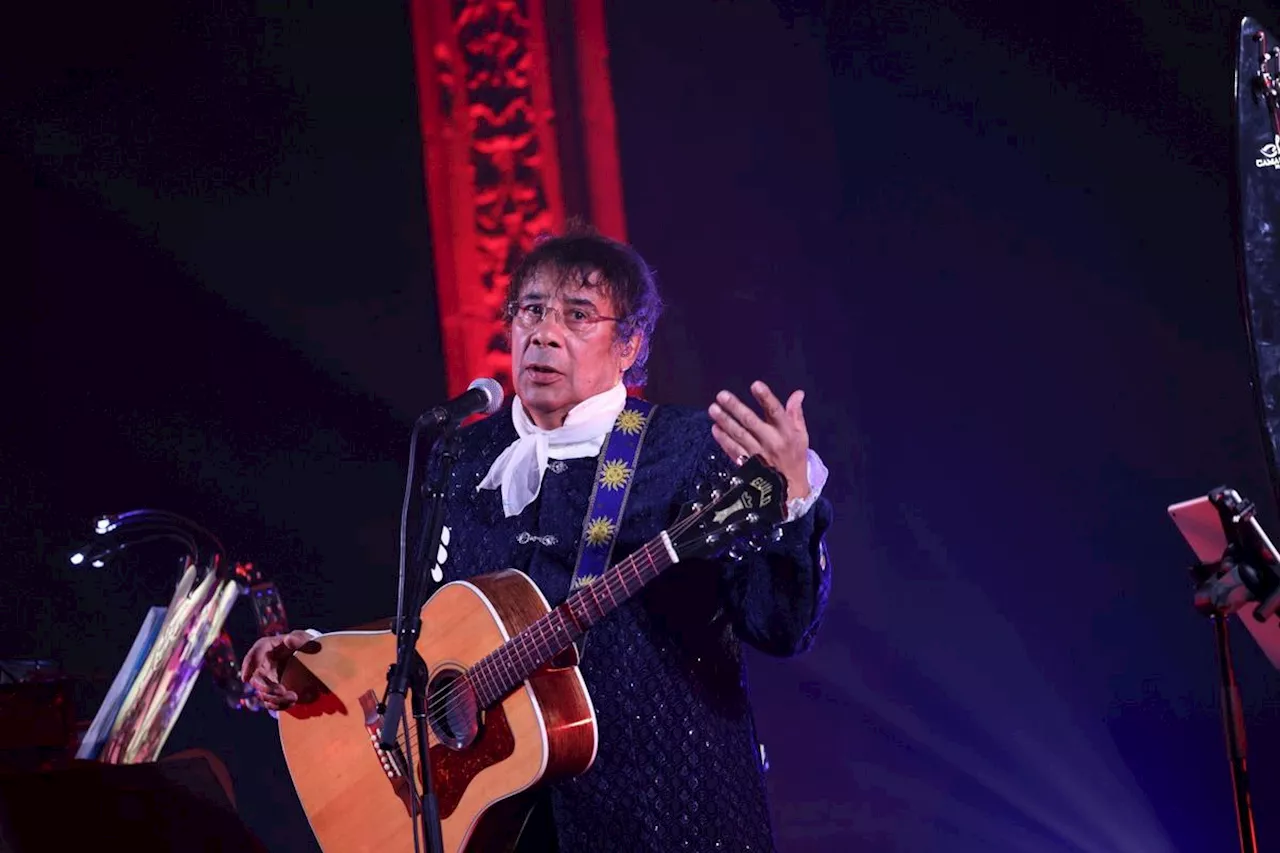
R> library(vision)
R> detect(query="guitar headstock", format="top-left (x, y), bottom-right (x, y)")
top-left (670, 456), bottom-right (787, 562)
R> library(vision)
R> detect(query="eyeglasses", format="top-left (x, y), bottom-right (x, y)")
top-left (506, 301), bottom-right (623, 334)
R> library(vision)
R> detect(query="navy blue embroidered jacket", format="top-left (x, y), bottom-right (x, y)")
top-left (421, 401), bottom-right (833, 852)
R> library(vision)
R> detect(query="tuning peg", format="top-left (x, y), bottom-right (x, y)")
top-left (694, 479), bottom-right (717, 501)
top-left (727, 545), bottom-right (745, 563)
top-left (769, 527), bottom-right (784, 543)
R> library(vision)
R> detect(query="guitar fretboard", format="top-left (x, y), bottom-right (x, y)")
top-left (468, 533), bottom-right (677, 709)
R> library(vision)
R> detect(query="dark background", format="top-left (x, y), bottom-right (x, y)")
top-left (4, 1), bottom-right (1279, 850)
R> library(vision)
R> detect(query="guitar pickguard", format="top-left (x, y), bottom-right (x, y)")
top-left (430, 703), bottom-right (516, 820)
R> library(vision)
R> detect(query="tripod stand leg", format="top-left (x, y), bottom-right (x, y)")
top-left (1211, 613), bottom-right (1259, 853)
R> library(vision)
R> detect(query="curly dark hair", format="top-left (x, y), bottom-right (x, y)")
top-left (505, 221), bottom-right (663, 387)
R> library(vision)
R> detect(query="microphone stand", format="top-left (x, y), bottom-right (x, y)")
top-left (1187, 487), bottom-right (1280, 853)
top-left (378, 416), bottom-right (460, 853)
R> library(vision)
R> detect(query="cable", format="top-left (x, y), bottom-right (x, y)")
top-left (402, 696), bottom-right (422, 853)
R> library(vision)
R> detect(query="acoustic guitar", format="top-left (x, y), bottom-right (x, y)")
top-left (276, 457), bottom-right (786, 852)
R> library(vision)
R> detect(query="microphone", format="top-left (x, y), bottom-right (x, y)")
top-left (418, 377), bottom-right (504, 427)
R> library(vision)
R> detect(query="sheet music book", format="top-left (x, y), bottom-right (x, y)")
top-left (75, 606), bottom-right (168, 760)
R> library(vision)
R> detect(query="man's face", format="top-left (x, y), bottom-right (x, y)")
top-left (510, 271), bottom-right (639, 429)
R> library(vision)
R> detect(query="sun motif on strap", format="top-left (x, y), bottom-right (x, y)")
top-left (615, 408), bottom-right (646, 435)
top-left (599, 459), bottom-right (632, 490)
top-left (570, 572), bottom-right (599, 590)
top-left (584, 516), bottom-right (617, 547)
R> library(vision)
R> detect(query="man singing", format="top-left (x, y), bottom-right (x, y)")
top-left (244, 224), bottom-right (833, 851)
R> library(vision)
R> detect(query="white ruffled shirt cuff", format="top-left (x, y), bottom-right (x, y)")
top-left (785, 449), bottom-right (829, 523)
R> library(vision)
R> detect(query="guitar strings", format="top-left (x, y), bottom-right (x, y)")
top-left (393, 534), bottom-right (669, 758)
top-left (391, 535), bottom-right (670, 766)
top-left (418, 533), bottom-right (673, 728)
top-left (408, 503), bottom-right (719, 744)
top-left (393, 502), bottom-right (722, 760)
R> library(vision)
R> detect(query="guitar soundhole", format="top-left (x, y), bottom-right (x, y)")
top-left (427, 667), bottom-right (480, 750)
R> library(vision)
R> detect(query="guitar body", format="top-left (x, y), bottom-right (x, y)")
top-left (276, 457), bottom-right (789, 852)
top-left (277, 570), bottom-right (598, 853)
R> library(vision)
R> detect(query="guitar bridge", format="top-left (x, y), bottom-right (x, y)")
top-left (358, 690), bottom-right (410, 782)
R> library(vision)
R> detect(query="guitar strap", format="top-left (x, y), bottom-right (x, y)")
top-left (567, 395), bottom-right (656, 658)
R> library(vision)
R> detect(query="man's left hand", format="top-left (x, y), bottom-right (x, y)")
top-left (708, 380), bottom-right (810, 501)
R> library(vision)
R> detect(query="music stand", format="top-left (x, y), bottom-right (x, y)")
top-left (1168, 486), bottom-right (1280, 853)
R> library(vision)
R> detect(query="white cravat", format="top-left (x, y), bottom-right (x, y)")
top-left (478, 382), bottom-right (628, 518)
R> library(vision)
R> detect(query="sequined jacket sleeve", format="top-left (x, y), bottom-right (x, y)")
top-left (687, 420), bottom-right (833, 657)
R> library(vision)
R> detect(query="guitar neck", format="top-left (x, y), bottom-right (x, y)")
top-left (468, 532), bottom-right (679, 709)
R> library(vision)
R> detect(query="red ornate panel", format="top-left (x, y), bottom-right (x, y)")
top-left (410, 0), bottom-right (626, 399)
